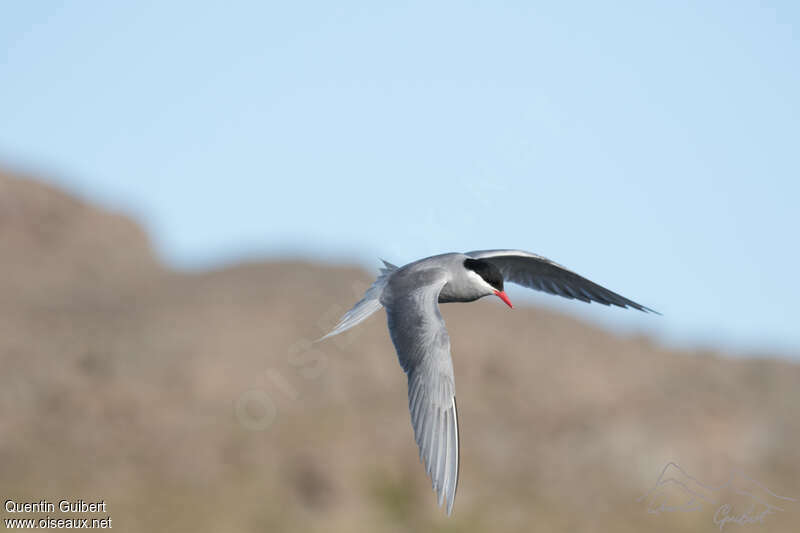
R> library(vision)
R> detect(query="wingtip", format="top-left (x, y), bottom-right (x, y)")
top-left (445, 486), bottom-right (455, 515)
top-left (621, 301), bottom-right (660, 316)
top-left (438, 486), bottom-right (455, 516)
top-left (640, 305), bottom-right (662, 316)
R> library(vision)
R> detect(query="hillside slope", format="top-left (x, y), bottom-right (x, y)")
top-left (1, 168), bottom-right (798, 532)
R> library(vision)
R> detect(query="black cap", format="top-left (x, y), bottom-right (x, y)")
top-left (463, 258), bottom-right (504, 292)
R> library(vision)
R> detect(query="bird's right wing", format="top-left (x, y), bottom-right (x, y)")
top-left (382, 267), bottom-right (459, 515)
top-left (466, 249), bottom-right (657, 313)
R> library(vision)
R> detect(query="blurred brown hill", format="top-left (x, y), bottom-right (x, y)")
top-left (1, 168), bottom-right (798, 533)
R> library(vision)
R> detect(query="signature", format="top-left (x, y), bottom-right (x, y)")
top-left (713, 502), bottom-right (782, 530)
top-left (637, 462), bottom-right (797, 529)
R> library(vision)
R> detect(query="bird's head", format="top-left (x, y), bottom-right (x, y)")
top-left (463, 258), bottom-right (512, 308)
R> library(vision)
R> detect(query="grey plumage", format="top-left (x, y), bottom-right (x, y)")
top-left (381, 265), bottom-right (459, 514)
top-left (319, 249), bottom-right (656, 515)
top-left (466, 249), bottom-right (659, 314)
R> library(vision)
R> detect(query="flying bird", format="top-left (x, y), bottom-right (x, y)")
top-left (319, 249), bottom-right (657, 514)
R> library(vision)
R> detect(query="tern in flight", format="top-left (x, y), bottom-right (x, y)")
top-left (319, 250), bottom-right (657, 514)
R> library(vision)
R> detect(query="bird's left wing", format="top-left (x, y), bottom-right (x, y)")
top-left (466, 249), bottom-right (657, 313)
top-left (382, 267), bottom-right (460, 515)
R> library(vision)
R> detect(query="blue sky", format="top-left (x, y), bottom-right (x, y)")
top-left (1, 1), bottom-right (798, 357)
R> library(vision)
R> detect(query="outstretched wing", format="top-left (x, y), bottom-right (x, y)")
top-left (382, 267), bottom-right (460, 515)
top-left (466, 249), bottom-right (658, 313)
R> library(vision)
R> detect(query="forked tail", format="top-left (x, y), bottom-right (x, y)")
top-left (316, 259), bottom-right (398, 341)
